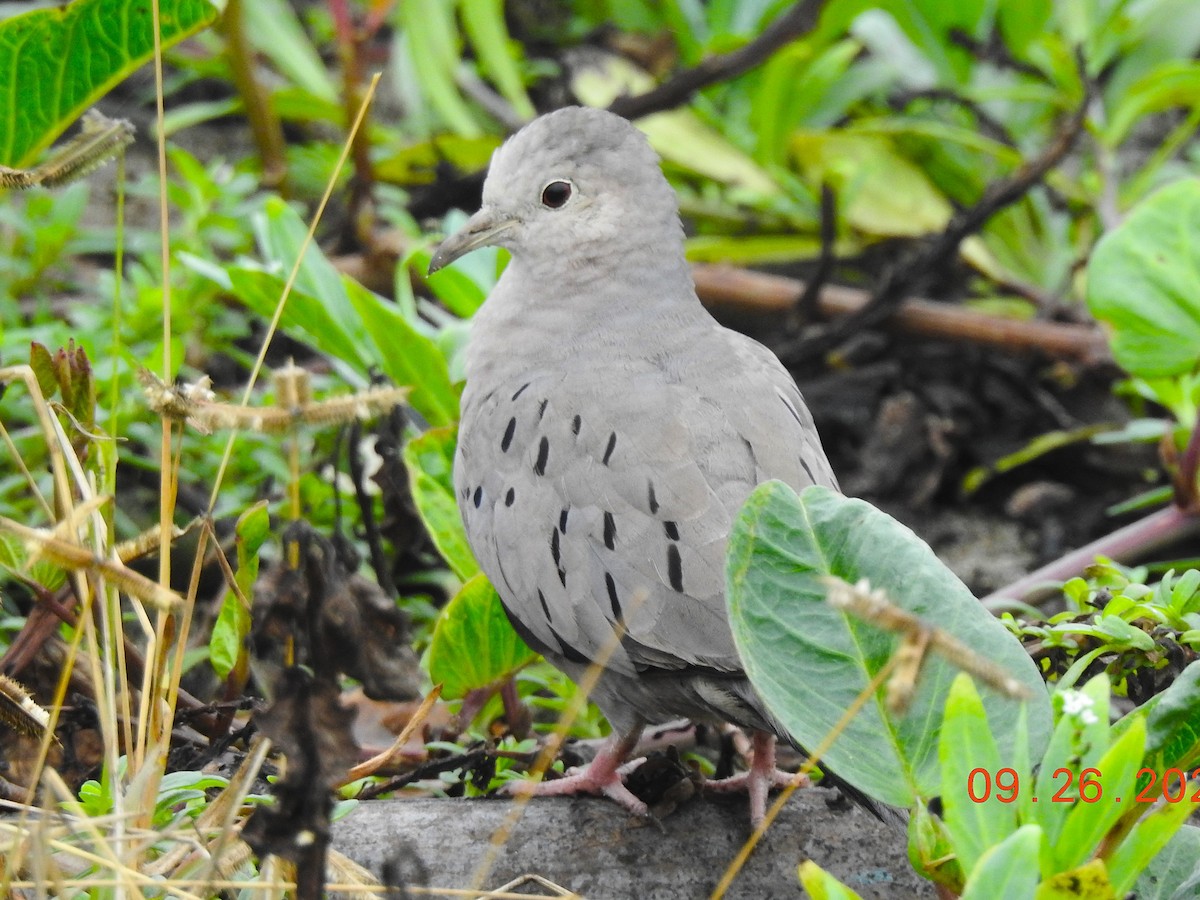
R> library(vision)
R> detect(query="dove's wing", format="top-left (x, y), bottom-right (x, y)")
top-left (455, 323), bottom-right (836, 681)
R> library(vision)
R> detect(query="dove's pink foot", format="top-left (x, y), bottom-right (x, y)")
top-left (503, 728), bottom-right (650, 817)
top-left (704, 730), bottom-right (808, 825)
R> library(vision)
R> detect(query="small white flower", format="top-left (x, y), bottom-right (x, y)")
top-left (1060, 689), bottom-right (1097, 721)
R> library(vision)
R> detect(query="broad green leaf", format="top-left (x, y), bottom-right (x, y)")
top-left (210, 502), bottom-right (270, 680)
top-left (1087, 179), bottom-right (1200, 378)
top-left (427, 573), bottom-right (538, 699)
top-left (791, 131), bottom-right (953, 237)
top-left (1131, 824), bottom-right (1200, 900)
top-left (344, 277), bottom-right (458, 426)
top-left (0, 0), bottom-right (221, 166)
top-left (960, 824), bottom-right (1042, 900)
top-left (1056, 717), bottom-right (1145, 872)
top-left (1034, 859), bottom-right (1114, 900)
top-left (797, 860), bottom-right (865, 900)
top-left (726, 482), bottom-right (1052, 808)
top-left (402, 426), bottom-right (478, 582)
top-left (940, 675), bottom-right (1017, 875)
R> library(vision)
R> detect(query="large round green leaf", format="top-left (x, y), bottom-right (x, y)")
top-left (0, 0), bottom-right (221, 166)
top-left (726, 482), bottom-right (1051, 808)
top-left (1087, 178), bottom-right (1200, 378)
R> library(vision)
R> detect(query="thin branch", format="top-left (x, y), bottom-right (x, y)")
top-left (692, 264), bottom-right (1110, 364)
top-left (783, 73), bottom-right (1091, 364)
top-left (607, 2), bottom-right (819, 120)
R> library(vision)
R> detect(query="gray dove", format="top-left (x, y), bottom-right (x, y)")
top-left (429, 106), bottom-right (840, 824)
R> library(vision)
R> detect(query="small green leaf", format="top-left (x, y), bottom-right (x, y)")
top-left (0, 0), bottom-right (221, 166)
top-left (427, 573), bottom-right (538, 699)
top-left (941, 675), bottom-right (1019, 876)
top-left (1138, 659), bottom-right (1200, 775)
top-left (29, 342), bottom-right (57, 400)
top-left (960, 824), bottom-right (1042, 900)
top-left (726, 482), bottom-right (1052, 808)
top-left (1087, 178), bottom-right (1200, 379)
top-left (210, 502), bottom-right (269, 680)
top-left (402, 426), bottom-right (478, 582)
top-left (1056, 716), bottom-right (1145, 872)
top-left (1034, 676), bottom-right (1113, 864)
top-left (907, 801), bottom-right (965, 888)
top-left (797, 860), bottom-right (865, 900)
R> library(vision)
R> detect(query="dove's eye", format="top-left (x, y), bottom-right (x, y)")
top-left (541, 180), bottom-right (573, 209)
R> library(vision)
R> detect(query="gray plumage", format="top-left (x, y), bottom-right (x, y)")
top-left (432, 106), bottom-right (838, 813)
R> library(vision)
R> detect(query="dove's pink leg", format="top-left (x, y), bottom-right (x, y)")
top-left (503, 727), bottom-right (650, 817)
top-left (704, 730), bottom-right (808, 824)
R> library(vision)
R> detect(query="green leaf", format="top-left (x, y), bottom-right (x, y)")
top-left (427, 573), bottom-right (538, 699)
top-left (402, 426), bottom-right (478, 582)
top-left (343, 277), bottom-right (459, 426)
top-left (960, 824), bottom-right (1042, 900)
top-left (1056, 716), bottom-right (1145, 872)
top-left (726, 482), bottom-right (1052, 808)
top-left (210, 502), bottom-right (270, 680)
top-left (907, 800), bottom-right (964, 888)
top-left (1131, 824), bottom-right (1200, 900)
top-left (242, 0), bottom-right (337, 103)
top-left (790, 131), bottom-right (954, 238)
top-left (1107, 792), bottom-right (1197, 896)
top-left (1033, 676), bottom-right (1113, 865)
top-left (457, 0), bottom-right (534, 120)
top-left (1087, 179), bottom-right (1200, 379)
top-left (940, 675), bottom-right (1018, 876)
top-left (0, 0), bottom-right (221, 166)
top-left (1103, 61), bottom-right (1200, 148)
top-left (1137, 659), bottom-right (1200, 775)
top-left (797, 860), bottom-right (865, 900)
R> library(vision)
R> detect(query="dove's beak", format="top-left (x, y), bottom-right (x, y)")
top-left (428, 208), bottom-right (518, 274)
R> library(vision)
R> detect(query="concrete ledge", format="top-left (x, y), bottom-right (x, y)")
top-left (331, 790), bottom-right (935, 898)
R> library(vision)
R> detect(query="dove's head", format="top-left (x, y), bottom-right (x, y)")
top-left (429, 107), bottom-right (683, 275)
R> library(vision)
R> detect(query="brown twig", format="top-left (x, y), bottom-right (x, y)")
top-left (692, 264), bottom-right (1110, 364)
top-left (220, 0), bottom-right (288, 192)
top-left (782, 70), bottom-right (1091, 364)
top-left (606, 2), bottom-right (819, 120)
top-left (981, 504), bottom-right (1200, 608)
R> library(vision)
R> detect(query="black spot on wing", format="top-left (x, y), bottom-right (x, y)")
top-left (663, 520), bottom-right (679, 541)
top-left (559, 507), bottom-right (569, 532)
top-left (550, 528), bottom-right (566, 587)
top-left (572, 414), bottom-right (581, 435)
top-left (603, 511), bottom-right (617, 549)
top-left (549, 624), bottom-right (592, 664)
top-left (648, 481), bottom-right (659, 515)
top-left (780, 393), bottom-right (803, 426)
top-left (534, 436), bottom-right (549, 476)
top-left (511, 382), bottom-right (531, 401)
top-left (799, 456), bottom-right (816, 482)
top-left (602, 432), bottom-right (617, 465)
top-left (666, 543), bottom-right (683, 592)
top-left (604, 572), bottom-right (621, 620)
top-left (472, 486), bottom-right (482, 508)
top-left (505, 487), bottom-right (515, 506)
top-left (538, 398), bottom-right (549, 419)
top-left (538, 589), bottom-right (552, 623)
top-left (501, 417), bottom-right (516, 452)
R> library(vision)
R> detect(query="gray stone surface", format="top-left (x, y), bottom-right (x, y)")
top-left (331, 791), bottom-right (935, 898)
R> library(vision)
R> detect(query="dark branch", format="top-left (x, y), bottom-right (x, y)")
top-left (782, 68), bottom-right (1092, 365)
top-left (607, 2), bottom-right (819, 120)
